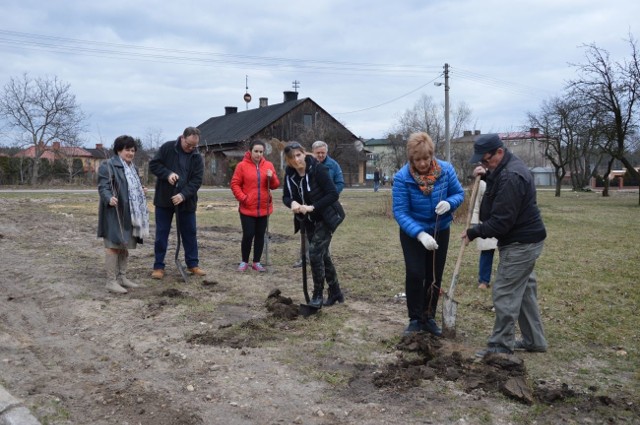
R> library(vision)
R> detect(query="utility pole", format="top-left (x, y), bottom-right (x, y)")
top-left (444, 63), bottom-right (450, 163)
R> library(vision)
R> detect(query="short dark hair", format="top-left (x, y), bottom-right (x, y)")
top-left (183, 127), bottom-right (201, 138)
top-left (113, 135), bottom-right (137, 154)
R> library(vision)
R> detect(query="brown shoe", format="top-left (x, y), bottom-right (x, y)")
top-left (151, 269), bottom-right (165, 279)
top-left (187, 267), bottom-right (206, 276)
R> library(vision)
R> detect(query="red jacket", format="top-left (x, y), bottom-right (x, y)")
top-left (230, 151), bottom-right (280, 217)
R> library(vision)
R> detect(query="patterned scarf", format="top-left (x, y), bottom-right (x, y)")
top-left (120, 157), bottom-right (150, 239)
top-left (410, 160), bottom-right (442, 196)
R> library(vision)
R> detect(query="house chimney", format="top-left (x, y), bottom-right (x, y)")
top-left (96, 143), bottom-right (103, 149)
top-left (283, 91), bottom-right (298, 102)
top-left (225, 106), bottom-right (238, 115)
top-left (474, 130), bottom-right (481, 135)
top-left (463, 130), bottom-right (471, 137)
top-left (53, 141), bottom-right (61, 150)
top-left (259, 97), bottom-right (268, 108)
top-left (530, 127), bottom-right (539, 136)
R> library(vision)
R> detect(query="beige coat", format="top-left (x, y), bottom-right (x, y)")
top-left (471, 180), bottom-right (498, 251)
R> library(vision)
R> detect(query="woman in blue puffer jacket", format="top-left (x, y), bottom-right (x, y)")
top-left (393, 132), bottom-right (464, 336)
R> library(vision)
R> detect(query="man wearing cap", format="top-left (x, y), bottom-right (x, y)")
top-left (462, 133), bottom-right (548, 358)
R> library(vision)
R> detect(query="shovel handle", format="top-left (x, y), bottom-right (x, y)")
top-left (446, 175), bottom-right (482, 298)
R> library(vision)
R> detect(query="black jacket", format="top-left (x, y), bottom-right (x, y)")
top-left (467, 150), bottom-right (546, 247)
top-left (149, 138), bottom-right (204, 212)
top-left (282, 155), bottom-right (341, 233)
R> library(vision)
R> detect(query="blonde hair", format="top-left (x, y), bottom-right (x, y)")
top-left (283, 142), bottom-right (308, 168)
top-left (406, 132), bottom-right (434, 162)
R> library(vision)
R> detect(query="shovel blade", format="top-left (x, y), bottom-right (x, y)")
top-left (299, 303), bottom-right (321, 317)
top-left (176, 260), bottom-right (189, 283)
top-left (442, 296), bottom-right (458, 338)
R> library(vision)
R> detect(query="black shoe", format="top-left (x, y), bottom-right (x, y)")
top-left (475, 346), bottom-right (514, 358)
top-left (514, 339), bottom-right (547, 352)
top-left (403, 319), bottom-right (422, 336)
top-left (324, 285), bottom-right (344, 306)
top-left (422, 318), bottom-right (442, 337)
top-left (309, 296), bottom-right (323, 308)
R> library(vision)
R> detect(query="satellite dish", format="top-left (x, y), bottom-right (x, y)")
top-left (353, 140), bottom-right (364, 152)
top-left (265, 141), bottom-right (273, 155)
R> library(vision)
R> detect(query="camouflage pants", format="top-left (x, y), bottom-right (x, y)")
top-left (307, 221), bottom-right (339, 295)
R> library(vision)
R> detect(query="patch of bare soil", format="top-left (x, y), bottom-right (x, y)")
top-left (0, 194), bottom-right (638, 424)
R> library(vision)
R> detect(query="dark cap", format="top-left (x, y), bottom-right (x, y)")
top-left (469, 133), bottom-right (504, 163)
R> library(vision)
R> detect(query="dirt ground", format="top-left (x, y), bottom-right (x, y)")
top-left (0, 193), bottom-right (638, 425)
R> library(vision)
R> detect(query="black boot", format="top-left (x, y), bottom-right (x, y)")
top-left (324, 283), bottom-right (344, 306)
top-left (309, 289), bottom-right (323, 308)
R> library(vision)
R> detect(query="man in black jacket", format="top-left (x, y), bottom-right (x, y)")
top-left (149, 127), bottom-right (206, 279)
top-left (463, 133), bottom-right (548, 357)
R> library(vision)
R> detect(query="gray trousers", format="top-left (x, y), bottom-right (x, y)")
top-left (488, 241), bottom-right (547, 351)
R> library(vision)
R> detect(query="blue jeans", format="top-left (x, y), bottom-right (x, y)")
top-left (154, 206), bottom-right (199, 269)
top-left (478, 249), bottom-right (495, 284)
top-left (488, 241), bottom-right (547, 352)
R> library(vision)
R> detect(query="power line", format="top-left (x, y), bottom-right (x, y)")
top-left (0, 29), bottom-right (442, 76)
top-left (334, 74), bottom-right (444, 115)
top-left (453, 66), bottom-right (555, 97)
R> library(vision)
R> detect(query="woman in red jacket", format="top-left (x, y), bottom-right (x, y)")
top-left (230, 140), bottom-right (280, 271)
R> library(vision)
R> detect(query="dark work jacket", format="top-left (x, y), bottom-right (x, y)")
top-left (149, 137), bottom-right (204, 212)
top-left (282, 155), bottom-right (339, 234)
top-left (467, 150), bottom-right (546, 247)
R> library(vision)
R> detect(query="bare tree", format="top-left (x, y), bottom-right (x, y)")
top-left (528, 95), bottom-right (605, 195)
top-left (569, 37), bottom-right (640, 203)
top-left (56, 137), bottom-right (88, 184)
top-left (388, 94), bottom-right (474, 174)
top-left (0, 74), bottom-right (86, 185)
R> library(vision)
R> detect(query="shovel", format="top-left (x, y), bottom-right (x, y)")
top-left (173, 183), bottom-right (189, 283)
top-left (442, 174), bottom-right (481, 338)
top-left (297, 216), bottom-right (321, 317)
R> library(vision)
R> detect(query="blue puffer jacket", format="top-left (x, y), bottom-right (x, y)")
top-left (392, 160), bottom-right (464, 238)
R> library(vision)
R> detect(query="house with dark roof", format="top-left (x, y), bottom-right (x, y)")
top-left (196, 91), bottom-right (366, 186)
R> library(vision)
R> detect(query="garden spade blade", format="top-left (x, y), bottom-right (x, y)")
top-left (442, 175), bottom-right (481, 337)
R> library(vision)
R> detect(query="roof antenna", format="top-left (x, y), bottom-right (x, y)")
top-left (292, 80), bottom-right (300, 92)
top-left (243, 75), bottom-right (252, 110)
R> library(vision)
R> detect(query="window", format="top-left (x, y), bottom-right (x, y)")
top-left (303, 114), bottom-right (313, 128)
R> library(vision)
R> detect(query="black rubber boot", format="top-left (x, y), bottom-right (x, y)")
top-left (309, 290), bottom-right (323, 308)
top-left (324, 283), bottom-right (344, 306)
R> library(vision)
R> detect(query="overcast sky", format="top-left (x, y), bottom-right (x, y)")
top-left (1, 0), bottom-right (639, 148)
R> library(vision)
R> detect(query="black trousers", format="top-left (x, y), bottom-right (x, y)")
top-left (399, 227), bottom-right (450, 322)
top-left (239, 213), bottom-right (268, 263)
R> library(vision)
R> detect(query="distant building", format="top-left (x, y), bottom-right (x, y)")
top-left (196, 91), bottom-right (366, 186)
top-left (452, 128), bottom-right (553, 185)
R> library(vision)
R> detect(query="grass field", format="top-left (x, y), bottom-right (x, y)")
top-left (1, 185), bottom-right (638, 423)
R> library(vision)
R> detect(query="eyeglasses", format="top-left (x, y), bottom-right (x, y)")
top-left (284, 142), bottom-right (302, 154)
top-left (481, 150), bottom-right (497, 165)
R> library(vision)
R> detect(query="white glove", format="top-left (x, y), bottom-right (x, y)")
top-left (417, 231), bottom-right (439, 250)
top-left (435, 201), bottom-right (451, 215)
